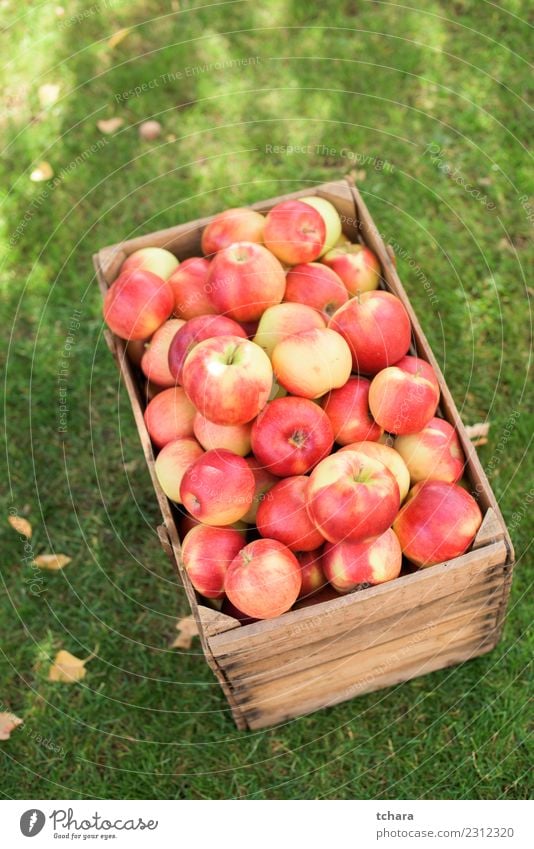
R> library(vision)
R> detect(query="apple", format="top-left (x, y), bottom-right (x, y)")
top-left (264, 197), bottom-right (342, 265)
top-left (256, 476), bottom-right (325, 552)
top-left (103, 269), bottom-right (174, 340)
top-left (201, 207), bottom-right (265, 256)
top-left (322, 243), bottom-right (381, 295)
top-left (393, 480), bottom-right (482, 567)
top-left (167, 314), bottom-right (247, 384)
top-left (120, 246), bottom-right (179, 280)
top-left (168, 257), bottom-right (214, 319)
top-left (272, 327), bottom-right (352, 399)
top-left (322, 528), bottom-right (402, 592)
top-left (154, 437), bottom-right (204, 503)
top-left (394, 417), bottom-right (465, 485)
top-left (241, 457), bottom-right (279, 523)
top-left (296, 549), bottom-right (327, 598)
top-left (306, 449), bottom-right (400, 543)
top-left (220, 597), bottom-right (259, 625)
top-left (321, 376), bottom-right (383, 445)
top-left (339, 440), bottom-right (411, 501)
top-left (224, 538), bottom-right (301, 619)
top-left (181, 524), bottom-right (246, 599)
top-left (253, 302), bottom-right (325, 359)
top-left (144, 386), bottom-right (196, 449)
top-left (182, 335), bottom-right (273, 426)
top-left (180, 449), bottom-right (255, 525)
top-left (207, 241), bottom-right (286, 322)
top-left (140, 318), bottom-right (184, 387)
top-left (284, 262), bottom-right (349, 319)
top-left (251, 396), bottom-right (334, 476)
top-left (368, 357), bottom-right (440, 435)
top-left (329, 290), bottom-right (411, 374)
top-left (193, 412), bottom-right (252, 456)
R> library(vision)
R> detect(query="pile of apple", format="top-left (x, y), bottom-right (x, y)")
top-left (103, 196), bottom-right (483, 621)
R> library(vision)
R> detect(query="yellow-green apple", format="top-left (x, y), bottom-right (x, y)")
top-left (251, 396), bottom-right (334, 476)
top-left (321, 376), bottom-right (383, 445)
top-left (180, 448), bottom-right (255, 525)
top-left (144, 386), bottom-right (196, 449)
top-left (207, 242), bottom-right (285, 322)
top-left (394, 416), bottom-right (465, 485)
top-left (181, 524), bottom-right (246, 599)
top-left (272, 327), bottom-right (352, 399)
top-left (140, 318), bottom-right (184, 387)
top-left (154, 437), bottom-right (204, 503)
top-left (103, 269), bottom-right (174, 340)
top-left (201, 207), bottom-right (265, 256)
top-left (296, 549), bottom-right (327, 597)
top-left (120, 246), bottom-right (179, 280)
top-left (322, 243), bottom-right (380, 295)
top-left (241, 457), bottom-right (279, 523)
top-left (168, 257), bottom-right (214, 319)
top-left (253, 302), bottom-right (325, 358)
top-left (329, 290), bottom-right (411, 374)
top-left (284, 262), bottom-right (349, 319)
top-left (339, 440), bottom-right (411, 501)
top-left (393, 480), bottom-right (482, 567)
top-left (368, 356), bottom-right (440, 435)
top-left (167, 315), bottom-right (246, 384)
top-left (322, 528), bottom-right (402, 592)
top-left (306, 450), bottom-right (400, 543)
top-left (224, 538), bottom-right (301, 619)
top-left (182, 335), bottom-right (273, 425)
top-left (264, 197), bottom-right (341, 264)
top-left (193, 412), bottom-right (252, 456)
top-left (256, 476), bottom-right (325, 552)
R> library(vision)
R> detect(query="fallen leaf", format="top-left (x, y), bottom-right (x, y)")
top-left (38, 83), bottom-right (60, 108)
top-left (8, 515), bottom-right (32, 538)
top-left (48, 649), bottom-right (96, 683)
top-left (0, 712), bottom-right (23, 741)
top-left (108, 28), bottom-right (131, 49)
top-left (465, 421), bottom-right (490, 446)
top-left (139, 120), bottom-right (162, 141)
top-left (171, 615), bottom-right (198, 649)
top-left (97, 117), bottom-right (124, 134)
top-left (123, 459), bottom-right (139, 473)
top-left (34, 554), bottom-right (72, 571)
top-left (30, 161), bottom-right (54, 182)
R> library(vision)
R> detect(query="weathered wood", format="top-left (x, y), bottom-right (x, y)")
top-left (197, 606), bottom-right (242, 639)
top-left (472, 507), bottom-right (505, 549)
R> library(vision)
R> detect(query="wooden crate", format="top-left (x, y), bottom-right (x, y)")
top-left (94, 178), bottom-right (515, 731)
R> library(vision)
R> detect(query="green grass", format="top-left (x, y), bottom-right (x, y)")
top-left (0, 0), bottom-right (532, 800)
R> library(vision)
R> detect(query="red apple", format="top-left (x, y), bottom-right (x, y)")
top-left (393, 480), bottom-right (482, 567)
top-left (182, 335), bottom-right (273, 426)
top-left (264, 197), bottom-right (341, 265)
top-left (284, 262), bottom-right (349, 319)
top-left (103, 269), bottom-right (174, 340)
top-left (168, 257), bottom-right (214, 319)
top-left (180, 449), bottom-right (255, 525)
top-left (394, 417), bottom-right (465, 485)
top-left (272, 327), bottom-right (352, 399)
top-left (154, 437), bottom-right (204, 503)
top-left (322, 528), bottom-right (402, 592)
top-left (251, 397), bottom-right (334, 476)
top-left (167, 314), bottom-right (246, 384)
top-left (306, 450), bottom-right (400, 543)
top-left (140, 318), bottom-right (184, 387)
top-left (241, 457), bottom-right (279, 523)
top-left (321, 376), bottom-right (383, 445)
top-left (193, 412), bottom-right (252, 456)
top-left (329, 290), bottom-right (411, 375)
top-left (120, 246), bottom-right (179, 280)
top-left (256, 476), bottom-right (325, 552)
top-left (253, 302), bottom-right (325, 358)
top-left (221, 597), bottom-right (259, 625)
top-left (181, 524), bottom-right (246, 599)
top-left (322, 243), bottom-right (381, 295)
top-left (224, 538), bottom-right (301, 619)
top-left (368, 358), bottom-right (440, 435)
top-left (144, 386), bottom-right (196, 449)
top-left (207, 241), bottom-right (286, 322)
top-left (296, 549), bottom-right (327, 598)
top-left (339, 440), bottom-right (411, 501)
top-left (201, 207), bottom-right (265, 256)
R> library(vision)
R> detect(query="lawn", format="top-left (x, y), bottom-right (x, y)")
top-left (0, 0), bottom-right (532, 800)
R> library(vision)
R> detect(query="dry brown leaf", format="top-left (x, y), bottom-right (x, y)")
top-left (0, 712), bottom-right (23, 741)
top-left (34, 554), bottom-right (72, 571)
top-left (97, 117), bottom-right (124, 134)
top-left (108, 28), bottom-right (131, 49)
top-left (48, 649), bottom-right (96, 683)
top-left (38, 83), bottom-right (60, 108)
top-left (30, 161), bottom-right (54, 182)
top-left (465, 422), bottom-right (490, 446)
top-left (171, 615), bottom-right (198, 649)
top-left (8, 515), bottom-right (32, 538)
